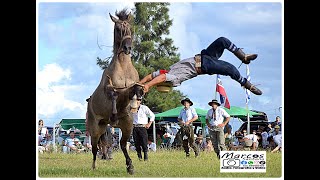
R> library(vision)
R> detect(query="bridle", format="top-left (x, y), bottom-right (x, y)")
top-left (116, 20), bottom-right (132, 56)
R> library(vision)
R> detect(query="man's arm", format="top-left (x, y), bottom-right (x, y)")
top-left (186, 115), bottom-right (198, 125)
top-left (252, 142), bottom-right (257, 150)
top-left (178, 117), bottom-right (184, 125)
top-left (143, 74), bottom-right (166, 93)
top-left (145, 106), bottom-right (155, 129)
top-left (139, 73), bottom-right (153, 84)
top-left (206, 118), bottom-right (213, 130)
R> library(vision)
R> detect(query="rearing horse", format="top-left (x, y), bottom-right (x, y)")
top-left (86, 9), bottom-right (143, 175)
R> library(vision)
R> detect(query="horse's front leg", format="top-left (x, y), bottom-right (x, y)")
top-left (109, 90), bottom-right (118, 126)
top-left (120, 127), bottom-right (134, 175)
top-left (91, 135), bottom-right (99, 170)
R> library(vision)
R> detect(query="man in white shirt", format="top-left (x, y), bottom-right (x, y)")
top-left (271, 134), bottom-right (282, 153)
top-left (178, 98), bottom-right (200, 158)
top-left (242, 133), bottom-right (262, 150)
top-left (132, 97), bottom-right (155, 161)
top-left (206, 99), bottom-right (230, 159)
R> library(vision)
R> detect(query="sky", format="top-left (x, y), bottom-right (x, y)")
top-left (37, 0), bottom-right (283, 132)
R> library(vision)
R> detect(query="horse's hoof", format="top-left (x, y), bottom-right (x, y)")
top-left (127, 168), bottom-right (134, 175)
top-left (127, 165), bottom-right (134, 175)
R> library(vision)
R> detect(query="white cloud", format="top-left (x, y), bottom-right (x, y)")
top-left (37, 63), bottom-right (87, 125)
top-left (168, 3), bottom-right (202, 58)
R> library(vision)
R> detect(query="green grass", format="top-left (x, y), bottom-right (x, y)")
top-left (38, 149), bottom-right (282, 178)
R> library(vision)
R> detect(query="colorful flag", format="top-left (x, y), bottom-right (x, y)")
top-left (216, 75), bottom-right (230, 109)
top-left (245, 65), bottom-right (251, 104)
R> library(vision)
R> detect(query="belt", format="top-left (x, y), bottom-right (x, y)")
top-left (133, 124), bottom-right (145, 127)
top-left (194, 54), bottom-right (202, 74)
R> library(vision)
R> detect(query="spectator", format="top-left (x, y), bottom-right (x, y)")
top-left (147, 137), bottom-right (157, 152)
top-left (83, 131), bottom-right (92, 152)
top-left (224, 122), bottom-right (232, 148)
top-left (229, 133), bottom-right (244, 151)
top-left (178, 98), bottom-right (200, 158)
top-left (242, 129), bottom-right (248, 137)
top-left (271, 134), bottom-right (282, 153)
top-left (271, 125), bottom-right (281, 136)
top-left (204, 138), bottom-right (214, 152)
top-left (42, 134), bottom-right (54, 152)
top-left (156, 133), bottom-right (163, 147)
top-left (38, 119), bottom-right (48, 146)
top-left (131, 96), bottom-right (155, 161)
top-left (260, 126), bottom-right (269, 149)
top-left (273, 116), bottom-right (281, 129)
top-left (206, 99), bottom-right (230, 159)
top-left (64, 131), bottom-right (83, 153)
top-left (240, 133), bottom-right (262, 151)
top-left (98, 124), bottom-right (114, 159)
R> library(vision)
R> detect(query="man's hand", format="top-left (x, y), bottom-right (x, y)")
top-left (217, 123), bottom-right (225, 127)
top-left (143, 85), bottom-right (150, 93)
top-left (145, 122), bottom-right (152, 129)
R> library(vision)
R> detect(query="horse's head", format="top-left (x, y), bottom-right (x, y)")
top-left (109, 10), bottom-right (132, 55)
top-left (129, 83), bottom-right (144, 109)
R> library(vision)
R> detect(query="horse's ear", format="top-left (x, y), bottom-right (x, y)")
top-left (109, 13), bottom-right (118, 23)
top-left (127, 12), bottom-right (131, 21)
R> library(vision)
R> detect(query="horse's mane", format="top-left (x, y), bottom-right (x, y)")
top-left (115, 9), bottom-right (130, 21)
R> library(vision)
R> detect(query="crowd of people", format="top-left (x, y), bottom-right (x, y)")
top-left (38, 99), bottom-right (282, 157)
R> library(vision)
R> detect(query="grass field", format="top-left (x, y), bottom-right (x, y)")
top-left (38, 149), bottom-right (282, 178)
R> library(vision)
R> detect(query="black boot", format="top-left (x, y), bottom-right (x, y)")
top-left (195, 151), bottom-right (199, 158)
top-left (243, 81), bottom-right (262, 95)
top-left (137, 152), bottom-right (142, 161)
top-left (144, 152), bottom-right (148, 161)
top-left (233, 48), bottom-right (257, 64)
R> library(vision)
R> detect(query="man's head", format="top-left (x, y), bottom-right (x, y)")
top-left (274, 125), bottom-right (280, 131)
top-left (208, 99), bottom-right (220, 109)
top-left (256, 133), bottom-right (262, 141)
top-left (69, 131), bottom-right (75, 138)
top-left (137, 97), bottom-right (142, 106)
top-left (181, 98), bottom-right (193, 107)
top-left (276, 116), bottom-right (281, 122)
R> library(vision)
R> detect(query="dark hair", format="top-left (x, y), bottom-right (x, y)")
top-left (148, 136), bottom-right (153, 142)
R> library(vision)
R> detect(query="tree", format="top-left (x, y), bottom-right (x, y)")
top-left (132, 2), bottom-right (185, 112)
top-left (96, 3), bottom-right (186, 112)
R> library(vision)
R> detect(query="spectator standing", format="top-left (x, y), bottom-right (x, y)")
top-left (206, 99), bottom-right (230, 159)
top-left (38, 119), bottom-right (48, 145)
top-left (178, 98), bottom-right (200, 158)
top-left (132, 97), bottom-right (155, 161)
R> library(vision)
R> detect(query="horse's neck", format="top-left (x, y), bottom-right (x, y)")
top-left (113, 54), bottom-right (133, 69)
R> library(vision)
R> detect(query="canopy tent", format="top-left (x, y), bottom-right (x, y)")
top-left (155, 106), bottom-right (207, 123)
top-left (224, 106), bottom-right (262, 118)
top-left (59, 119), bottom-right (86, 133)
top-left (155, 106), bottom-right (262, 124)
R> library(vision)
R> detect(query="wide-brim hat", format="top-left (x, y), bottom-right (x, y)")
top-left (208, 99), bottom-right (220, 106)
top-left (181, 98), bottom-right (193, 106)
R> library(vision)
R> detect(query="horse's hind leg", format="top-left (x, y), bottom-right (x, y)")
top-left (120, 128), bottom-right (134, 174)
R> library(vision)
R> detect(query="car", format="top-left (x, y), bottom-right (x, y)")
top-left (237, 110), bottom-right (269, 134)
